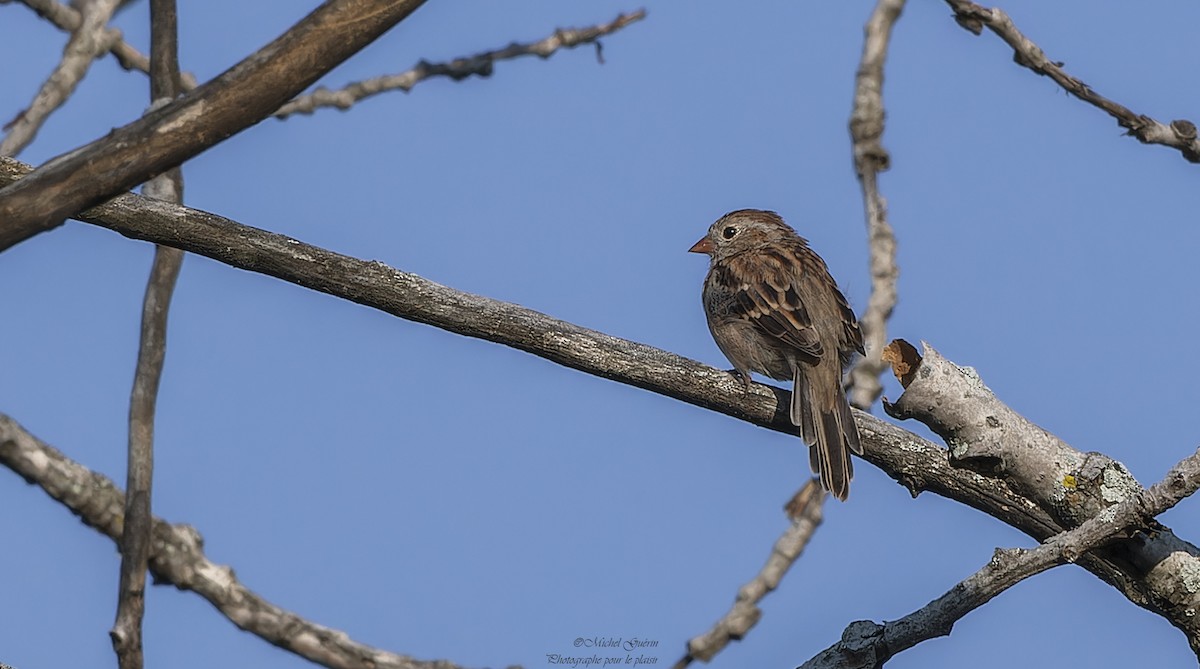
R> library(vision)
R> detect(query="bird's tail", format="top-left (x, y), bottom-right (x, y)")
top-left (793, 366), bottom-right (861, 501)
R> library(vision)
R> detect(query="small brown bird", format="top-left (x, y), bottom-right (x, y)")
top-left (690, 209), bottom-right (864, 500)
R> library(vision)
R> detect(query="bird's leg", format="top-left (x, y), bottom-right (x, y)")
top-left (729, 369), bottom-right (752, 390)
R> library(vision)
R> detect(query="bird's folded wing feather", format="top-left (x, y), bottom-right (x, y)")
top-left (717, 253), bottom-right (824, 365)
top-left (835, 288), bottom-right (865, 356)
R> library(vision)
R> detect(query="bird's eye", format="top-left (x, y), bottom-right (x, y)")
top-left (722, 226), bottom-right (738, 239)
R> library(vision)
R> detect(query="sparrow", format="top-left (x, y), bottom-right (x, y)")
top-left (690, 209), bottom-right (864, 500)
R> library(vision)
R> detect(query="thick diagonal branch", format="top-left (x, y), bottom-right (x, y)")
top-left (0, 415), bottom-right (471, 669)
top-left (943, 0), bottom-right (1200, 163)
top-left (0, 0), bottom-right (428, 250)
top-left (0, 154), bottom-right (1187, 638)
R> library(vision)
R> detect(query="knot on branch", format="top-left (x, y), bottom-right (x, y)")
top-left (951, 9), bottom-right (986, 35)
top-left (1170, 119), bottom-right (1197, 141)
top-left (1121, 114), bottom-right (1155, 140)
top-left (1169, 120), bottom-right (1200, 162)
top-left (1011, 44), bottom-right (1047, 71)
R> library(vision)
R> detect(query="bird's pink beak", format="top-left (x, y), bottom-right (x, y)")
top-left (689, 237), bottom-right (714, 254)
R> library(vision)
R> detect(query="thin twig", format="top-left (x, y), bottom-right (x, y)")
top-left (944, 0), bottom-right (1200, 163)
top-left (0, 415), bottom-right (471, 669)
top-left (1, 0), bottom-right (123, 156)
top-left (801, 446), bottom-right (1200, 667)
top-left (112, 246), bottom-right (181, 669)
top-left (146, 0), bottom-right (183, 104)
top-left (110, 1), bottom-right (184, 667)
top-left (846, 0), bottom-right (903, 410)
top-left (2, 0), bottom-right (198, 86)
top-left (274, 9), bottom-right (647, 118)
top-left (674, 481), bottom-right (825, 669)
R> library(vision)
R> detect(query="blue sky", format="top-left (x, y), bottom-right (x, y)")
top-left (2, 1), bottom-right (1199, 668)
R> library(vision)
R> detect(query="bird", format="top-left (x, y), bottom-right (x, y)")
top-left (689, 209), bottom-right (864, 500)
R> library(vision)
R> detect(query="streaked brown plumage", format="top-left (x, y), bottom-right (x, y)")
top-left (689, 209), bottom-right (864, 500)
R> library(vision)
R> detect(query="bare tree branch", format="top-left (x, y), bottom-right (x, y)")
top-left (885, 342), bottom-right (1158, 531)
top-left (1, 0), bottom-right (198, 87)
top-left (802, 445), bottom-right (1200, 667)
top-left (882, 339), bottom-right (1200, 654)
top-left (275, 9), bottom-right (646, 118)
top-left (674, 481), bottom-right (825, 669)
top-left (146, 0), bottom-right (182, 102)
top-left (113, 237), bottom-right (181, 669)
top-left (846, 0), bottom-right (903, 410)
top-left (3, 2), bottom-right (640, 123)
top-left (111, 1), bottom-right (184, 666)
top-left (7, 1), bottom-right (1192, 663)
top-left (943, 0), bottom-right (1200, 163)
top-left (0, 414), bottom-right (476, 669)
top-left (0, 154), bottom-right (1191, 641)
top-left (0, 0), bottom-right (429, 250)
top-left (0, 0), bottom-right (123, 156)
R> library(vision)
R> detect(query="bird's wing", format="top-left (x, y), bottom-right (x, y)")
top-left (835, 285), bottom-right (865, 356)
top-left (716, 251), bottom-right (824, 365)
